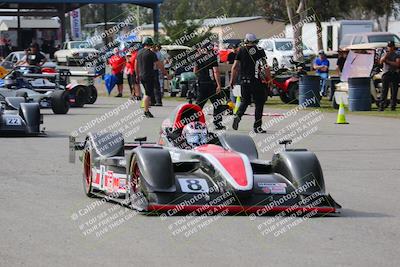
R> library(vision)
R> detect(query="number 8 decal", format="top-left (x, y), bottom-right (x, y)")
top-left (178, 178), bottom-right (209, 193)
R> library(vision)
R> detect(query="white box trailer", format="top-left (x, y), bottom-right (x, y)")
top-left (285, 20), bottom-right (374, 53)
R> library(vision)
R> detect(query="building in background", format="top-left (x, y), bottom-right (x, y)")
top-left (0, 18), bottom-right (60, 50)
top-left (285, 20), bottom-right (375, 53)
top-left (138, 16), bottom-right (285, 46)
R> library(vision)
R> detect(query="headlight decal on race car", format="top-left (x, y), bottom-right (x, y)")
top-left (257, 182), bottom-right (287, 194)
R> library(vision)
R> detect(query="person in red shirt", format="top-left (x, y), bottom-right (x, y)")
top-left (108, 48), bottom-right (125, 97)
top-left (126, 49), bottom-right (140, 100)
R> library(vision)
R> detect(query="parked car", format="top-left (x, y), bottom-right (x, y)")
top-left (161, 45), bottom-right (195, 97)
top-left (258, 38), bottom-right (315, 70)
top-left (0, 51), bottom-right (56, 70)
top-left (339, 32), bottom-right (400, 50)
top-left (54, 41), bottom-right (99, 66)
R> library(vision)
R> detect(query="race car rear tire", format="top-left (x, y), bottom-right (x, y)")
top-left (83, 150), bottom-right (96, 197)
top-left (86, 85), bottom-right (98, 104)
top-left (127, 148), bottom-right (175, 193)
top-left (128, 154), bottom-right (149, 210)
top-left (70, 85), bottom-right (88, 107)
top-left (51, 90), bottom-right (70, 114)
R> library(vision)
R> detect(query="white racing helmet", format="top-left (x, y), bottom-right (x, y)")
top-left (182, 121), bottom-right (208, 147)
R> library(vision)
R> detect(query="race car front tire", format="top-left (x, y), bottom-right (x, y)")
top-left (51, 90), bottom-right (70, 114)
top-left (271, 151), bottom-right (326, 195)
top-left (83, 149), bottom-right (96, 197)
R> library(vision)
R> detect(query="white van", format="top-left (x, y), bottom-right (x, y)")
top-left (339, 32), bottom-right (400, 50)
top-left (258, 38), bottom-right (315, 69)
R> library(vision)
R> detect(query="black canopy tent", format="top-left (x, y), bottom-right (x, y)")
top-left (0, 0), bottom-right (163, 48)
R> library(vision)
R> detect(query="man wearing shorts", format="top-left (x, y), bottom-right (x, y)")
top-left (136, 37), bottom-right (169, 118)
top-left (108, 48), bottom-right (125, 97)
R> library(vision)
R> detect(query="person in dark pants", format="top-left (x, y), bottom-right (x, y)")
top-left (136, 37), bottom-right (169, 118)
top-left (379, 41), bottom-right (400, 111)
top-left (230, 33), bottom-right (269, 133)
top-left (151, 44), bottom-right (163, 106)
top-left (194, 42), bottom-right (225, 130)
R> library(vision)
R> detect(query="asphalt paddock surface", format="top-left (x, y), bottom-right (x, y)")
top-left (1, 97), bottom-right (399, 267)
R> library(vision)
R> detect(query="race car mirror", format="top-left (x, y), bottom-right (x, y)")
top-left (69, 136), bottom-right (85, 163)
top-left (279, 139), bottom-right (292, 150)
top-left (69, 136), bottom-right (76, 163)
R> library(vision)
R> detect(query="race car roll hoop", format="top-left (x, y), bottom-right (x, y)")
top-left (69, 103), bottom-right (341, 216)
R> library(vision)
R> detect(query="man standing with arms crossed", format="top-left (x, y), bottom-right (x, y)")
top-left (135, 37), bottom-right (169, 118)
top-left (230, 33), bottom-right (270, 133)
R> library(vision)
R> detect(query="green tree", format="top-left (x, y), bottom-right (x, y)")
top-left (161, 0), bottom-right (213, 46)
top-left (357, 0), bottom-right (400, 31)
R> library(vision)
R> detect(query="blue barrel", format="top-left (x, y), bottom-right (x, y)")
top-left (348, 77), bottom-right (371, 111)
top-left (299, 75), bottom-right (320, 107)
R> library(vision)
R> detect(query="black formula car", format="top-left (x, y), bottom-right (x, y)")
top-left (0, 96), bottom-right (43, 136)
top-left (70, 103), bottom-right (340, 216)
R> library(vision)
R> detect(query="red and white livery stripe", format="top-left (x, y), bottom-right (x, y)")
top-left (194, 144), bottom-right (253, 191)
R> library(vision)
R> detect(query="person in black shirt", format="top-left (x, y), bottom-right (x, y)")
top-left (24, 43), bottom-right (46, 66)
top-left (227, 44), bottom-right (239, 64)
top-left (194, 42), bottom-right (225, 130)
top-left (336, 49), bottom-right (347, 75)
top-left (379, 41), bottom-right (400, 111)
top-left (230, 33), bottom-right (269, 133)
top-left (136, 37), bottom-right (168, 118)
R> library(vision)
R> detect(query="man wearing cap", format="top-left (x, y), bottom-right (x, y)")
top-left (379, 41), bottom-right (400, 111)
top-left (230, 33), bottom-right (269, 133)
top-left (136, 37), bottom-right (169, 118)
top-left (313, 50), bottom-right (330, 96)
top-left (108, 48), bottom-right (125, 97)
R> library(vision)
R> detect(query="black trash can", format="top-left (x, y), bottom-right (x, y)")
top-left (348, 77), bottom-right (371, 111)
top-left (299, 75), bottom-right (320, 107)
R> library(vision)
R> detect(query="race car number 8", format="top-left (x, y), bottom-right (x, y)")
top-left (178, 179), bottom-right (209, 193)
